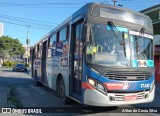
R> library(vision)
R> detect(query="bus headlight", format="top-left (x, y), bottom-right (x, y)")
top-left (150, 81), bottom-right (155, 93)
top-left (88, 78), bottom-right (96, 87)
top-left (87, 77), bottom-right (106, 93)
top-left (97, 83), bottom-right (105, 92)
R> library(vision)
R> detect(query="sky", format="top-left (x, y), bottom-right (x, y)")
top-left (0, 0), bottom-right (160, 47)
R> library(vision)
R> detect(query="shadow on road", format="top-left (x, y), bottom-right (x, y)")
top-left (1, 69), bottom-right (159, 115)
top-left (1, 70), bottom-right (29, 74)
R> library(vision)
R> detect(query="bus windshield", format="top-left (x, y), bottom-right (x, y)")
top-left (130, 35), bottom-right (153, 60)
top-left (86, 23), bottom-right (130, 67)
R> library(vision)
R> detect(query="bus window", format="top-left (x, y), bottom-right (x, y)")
top-left (50, 34), bottom-right (56, 47)
top-left (56, 26), bottom-right (69, 56)
top-left (59, 27), bottom-right (67, 42)
top-left (48, 37), bottom-right (50, 47)
top-left (37, 44), bottom-right (41, 59)
top-left (63, 41), bottom-right (69, 56)
top-left (35, 46), bottom-right (38, 59)
top-left (66, 25), bottom-right (70, 40)
top-left (51, 34), bottom-right (57, 56)
top-left (63, 26), bottom-right (69, 56)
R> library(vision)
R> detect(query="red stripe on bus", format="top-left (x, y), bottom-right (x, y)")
top-left (82, 82), bottom-right (94, 90)
top-left (104, 82), bottom-right (125, 90)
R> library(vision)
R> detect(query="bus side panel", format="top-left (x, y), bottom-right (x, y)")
top-left (46, 57), bottom-right (56, 89)
top-left (46, 55), bottom-right (70, 97)
top-left (32, 59), bottom-right (41, 82)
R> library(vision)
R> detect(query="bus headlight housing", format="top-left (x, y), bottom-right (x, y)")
top-left (150, 80), bottom-right (155, 93)
top-left (97, 83), bottom-right (105, 92)
top-left (88, 78), bottom-right (96, 87)
top-left (87, 77), bottom-right (106, 94)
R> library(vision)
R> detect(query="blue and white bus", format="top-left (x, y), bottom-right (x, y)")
top-left (30, 3), bottom-right (155, 106)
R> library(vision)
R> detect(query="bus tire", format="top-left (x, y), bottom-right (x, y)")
top-left (35, 70), bottom-right (42, 86)
top-left (58, 77), bottom-right (71, 104)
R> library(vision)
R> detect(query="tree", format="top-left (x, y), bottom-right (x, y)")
top-left (0, 36), bottom-right (25, 62)
top-left (0, 49), bottom-right (10, 62)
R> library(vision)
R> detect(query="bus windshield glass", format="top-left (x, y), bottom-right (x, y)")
top-left (86, 23), bottom-right (130, 67)
top-left (130, 35), bottom-right (153, 60)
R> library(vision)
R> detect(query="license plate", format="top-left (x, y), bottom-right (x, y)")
top-left (124, 95), bottom-right (137, 101)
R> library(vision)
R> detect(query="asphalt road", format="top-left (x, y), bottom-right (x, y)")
top-left (0, 68), bottom-right (159, 116)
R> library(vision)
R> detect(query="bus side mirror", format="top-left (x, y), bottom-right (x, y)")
top-left (81, 24), bottom-right (87, 42)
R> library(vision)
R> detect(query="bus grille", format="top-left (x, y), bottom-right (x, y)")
top-left (110, 91), bottom-right (148, 102)
top-left (104, 71), bottom-right (152, 81)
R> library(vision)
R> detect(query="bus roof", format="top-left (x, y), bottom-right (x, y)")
top-left (31, 2), bottom-right (151, 49)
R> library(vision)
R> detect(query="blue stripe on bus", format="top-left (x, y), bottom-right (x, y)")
top-left (103, 76), bottom-right (154, 91)
top-left (84, 65), bottom-right (155, 91)
top-left (84, 66), bottom-right (100, 80)
top-left (107, 25), bottom-right (128, 32)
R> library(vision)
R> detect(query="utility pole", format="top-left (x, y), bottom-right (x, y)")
top-left (26, 25), bottom-right (30, 65)
top-left (113, 0), bottom-right (117, 6)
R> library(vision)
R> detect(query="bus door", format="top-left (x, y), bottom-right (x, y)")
top-left (70, 20), bottom-right (83, 100)
top-left (41, 40), bottom-right (47, 84)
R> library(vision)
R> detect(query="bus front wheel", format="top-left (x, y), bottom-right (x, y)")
top-left (58, 77), bottom-right (71, 104)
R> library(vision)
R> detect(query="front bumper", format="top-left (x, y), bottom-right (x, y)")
top-left (83, 85), bottom-right (155, 106)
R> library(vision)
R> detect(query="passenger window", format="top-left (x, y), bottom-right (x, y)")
top-left (50, 34), bottom-right (56, 47)
top-left (51, 34), bottom-right (57, 56)
top-left (35, 46), bottom-right (38, 59)
top-left (59, 27), bottom-right (67, 42)
top-left (37, 44), bottom-right (40, 59)
top-left (56, 25), bottom-right (69, 56)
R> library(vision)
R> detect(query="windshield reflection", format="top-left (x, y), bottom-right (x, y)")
top-left (86, 23), bottom-right (130, 67)
top-left (130, 35), bottom-right (153, 60)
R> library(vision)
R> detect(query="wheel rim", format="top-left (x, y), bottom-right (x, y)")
top-left (60, 79), bottom-right (65, 99)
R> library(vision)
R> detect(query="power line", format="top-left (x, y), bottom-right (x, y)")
top-left (0, 13), bottom-right (57, 25)
top-left (0, 1), bottom-right (115, 6)
top-left (0, 1), bottom-right (110, 5)
top-left (0, 20), bottom-right (52, 30)
top-left (118, 0), bottom-right (159, 1)
top-left (0, 2), bottom-right (85, 6)
top-left (102, 0), bottom-right (159, 4)
top-left (0, 1), bottom-right (159, 7)
top-left (0, 16), bottom-right (54, 28)
top-left (0, 13), bottom-right (58, 30)
top-left (117, 0), bottom-right (160, 3)
top-left (0, 5), bottom-right (81, 8)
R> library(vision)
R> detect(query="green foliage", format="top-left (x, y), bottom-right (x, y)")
top-left (0, 36), bottom-right (25, 62)
top-left (8, 96), bottom-right (23, 108)
top-left (12, 61), bottom-right (30, 67)
top-left (3, 60), bottom-right (15, 67)
top-left (3, 62), bottom-right (9, 67)
top-left (8, 87), bottom-right (23, 108)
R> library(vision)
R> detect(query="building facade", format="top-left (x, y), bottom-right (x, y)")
top-left (23, 45), bottom-right (30, 63)
top-left (0, 22), bottom-right (3, 37)
top-left (141, 4), bottom-right (160, 82)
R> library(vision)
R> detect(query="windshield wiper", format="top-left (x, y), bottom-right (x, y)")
top-left (107, 21), bottom-right (126, 57)
top-left (140, 27), bottom-right (145, 35)
top-left (135, 35), bottom-right (141, 59)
